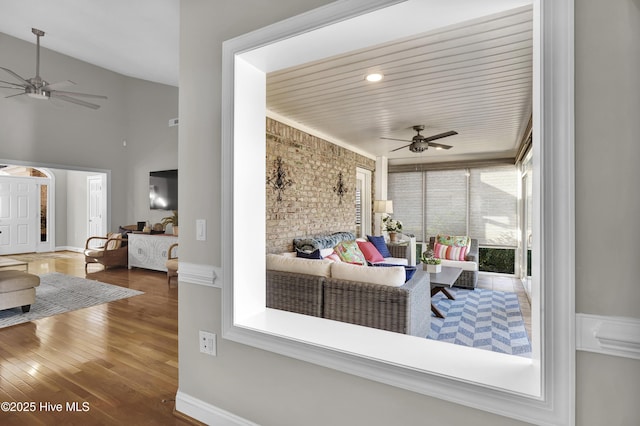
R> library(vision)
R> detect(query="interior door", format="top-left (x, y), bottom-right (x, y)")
top-left (87, 175), bottom-right (106, 246)
top-left (0, 178), bottom-right (38, 255)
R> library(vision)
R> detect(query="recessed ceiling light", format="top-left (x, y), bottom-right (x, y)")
top-left (365, 73), bottom-right (384, 82)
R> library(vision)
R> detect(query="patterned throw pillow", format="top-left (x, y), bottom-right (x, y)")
top-left (436, 234), bottom-right (470, 249)
top-left (333, 241), bottom-right (367, 265)
top-left (324, 252), bottom-right (342, 262)
top-left (434, 242), bottom-right (468, 261)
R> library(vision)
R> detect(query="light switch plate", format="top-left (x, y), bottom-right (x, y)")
top-left (196, 219), bottom-right (206, 241)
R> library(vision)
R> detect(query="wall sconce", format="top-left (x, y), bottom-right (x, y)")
top-left (266, 156), bottom-right (294, 202)
top-left (333, 171), bottom-right (348, 204)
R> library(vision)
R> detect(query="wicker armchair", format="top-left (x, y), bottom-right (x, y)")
top-left (428, 237), bottom-right (479, 289)
top-left (84, 233), bottom-right (128, 271)
top-left (165, 243), bottom-right (179, 285)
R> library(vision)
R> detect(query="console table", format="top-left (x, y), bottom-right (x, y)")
top-left (127, 233), bottom-right (178, 272)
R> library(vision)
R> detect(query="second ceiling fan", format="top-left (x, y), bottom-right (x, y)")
top-left (0, 28), bottom-right (107, 110)
top-left (382, 125), bottom-right (457, 153)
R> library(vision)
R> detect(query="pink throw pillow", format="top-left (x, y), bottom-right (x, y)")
top-left (356, 241), bottom-right (385, 263)
top-left (434, 242), bottom-right (468, 261)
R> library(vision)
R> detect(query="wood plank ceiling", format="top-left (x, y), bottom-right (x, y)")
top-left (267, 5), bottom-right (532, 166)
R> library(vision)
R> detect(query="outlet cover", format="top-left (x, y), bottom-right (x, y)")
top-left (199, 330), bottom-right (216, 356)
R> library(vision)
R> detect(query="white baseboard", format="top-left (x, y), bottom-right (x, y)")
top-left (576, 313), bottom-right (640, 360)
top-left (175, 390), bottom-right (257, 426)
top-left (178, 262), bottom-right (221, 288)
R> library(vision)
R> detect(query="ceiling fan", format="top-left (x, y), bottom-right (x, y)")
top-left (382, 125), bottom-right (457, 153)
top-left (0, 28), bottom-right (107, 110)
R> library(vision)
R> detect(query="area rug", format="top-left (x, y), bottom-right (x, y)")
top-left (2, 252), bottom-right (75, 262)
top-left (0, 272), bottom-right (144, 329)
top-left (427, 288), bottom-right (532, 358)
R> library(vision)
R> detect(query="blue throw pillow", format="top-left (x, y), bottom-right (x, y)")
top-left (366, 235), bottom-right (392, 258)
top-left (372, 263), bottom-right (417, 282)
top-left (296, 248), bottom-right (322, 259)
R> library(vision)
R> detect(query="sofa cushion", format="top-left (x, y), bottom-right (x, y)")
top-left (333, 241), bottom-right (367, 265)
top-left (371, 263), bottom-right (417, 282)
top-left (434, 242), bottom-right (468, 261)
top-left (266, 254), bottom-right (332, 277)
top-left (330, 262), bottom-right (405, 287)
top-left (356, 241), bottom-right (384, 263)
top-left (370, 257), bottom-right (408, 266)
top-left (366, 235), bottom-right (392, 258)
top-left (439, 258), bottom-right (478, 271)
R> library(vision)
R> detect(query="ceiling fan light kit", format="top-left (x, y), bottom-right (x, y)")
top-left (0, 28), bottom-right (107, 110)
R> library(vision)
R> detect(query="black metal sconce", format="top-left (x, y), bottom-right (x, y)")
top-left (333, 171), bottom-right (348, 204)
top-left (267, 156), bottom-right (294, 202)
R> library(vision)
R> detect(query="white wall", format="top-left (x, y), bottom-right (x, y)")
top-left (178, 0), bottom-right (640, 425)
top-left (0, 32), bottom-right (178, 241)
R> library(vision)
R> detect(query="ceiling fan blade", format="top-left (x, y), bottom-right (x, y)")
top-left (5, 92), bottom-right (27, 99)
top-left (50, 90), bottom-right (107, 99)
top-left (42, 80), bottom-right (76, 91)
top-left (50, 93), bottom-right (101, 109)
top-left (1, 79), bottom-right (26, 88)
top-left (0, 67), bottom-right (32, 87)
top-left (381, 137), bottom-right (412, 142)
top-left (390, 144), bottom-right (411, 152)
top-left (1, 85), bottom-right (24, 90)
top-left (423, 130), bottom-right (458, 142)
top-left (427, 142), bottom-right (453, 150)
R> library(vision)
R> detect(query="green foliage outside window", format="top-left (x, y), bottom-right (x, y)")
top-left (479, 247), bottom-right (515, 274)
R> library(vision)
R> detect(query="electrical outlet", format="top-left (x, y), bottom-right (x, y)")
top-left (199, 330), bottom-right (216, 356)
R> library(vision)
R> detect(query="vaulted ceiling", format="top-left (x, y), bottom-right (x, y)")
top-left (267, 5), bottom-right (532, 166)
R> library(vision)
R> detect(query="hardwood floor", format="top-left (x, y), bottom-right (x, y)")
top-left (0, 252), bottom-right (194, 425)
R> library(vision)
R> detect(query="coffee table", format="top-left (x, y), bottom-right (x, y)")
top-left (429, 266), bottom-right (462, 318)
top-left (0, 257), bottom-right (29, 272)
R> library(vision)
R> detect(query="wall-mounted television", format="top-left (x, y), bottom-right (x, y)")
top-left (149, 169), bottom-right (178, 210)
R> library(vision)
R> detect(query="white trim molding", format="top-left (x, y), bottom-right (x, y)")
top-left (576, 314), bottom-right (640, 360)
top-left (178, 262), bottom-right (220, 288)
top-left (175, 390), bottom-right (257, 426)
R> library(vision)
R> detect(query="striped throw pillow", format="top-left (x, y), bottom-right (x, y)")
top-left (434, 242), bottom-right (468, 261)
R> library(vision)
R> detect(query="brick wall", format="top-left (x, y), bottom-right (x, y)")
top-left (266, 118), bottom-right (375, 254)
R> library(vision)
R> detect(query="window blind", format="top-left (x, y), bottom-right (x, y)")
top-left (388, 164), bottom-right (518, 247)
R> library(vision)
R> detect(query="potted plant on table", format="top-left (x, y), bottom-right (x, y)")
top-left (382, 216), bottom-right (403, 242)
top-left (420, 249), bottom-right (442, 273)
top-left (161, 210), bottom-right (179, 236)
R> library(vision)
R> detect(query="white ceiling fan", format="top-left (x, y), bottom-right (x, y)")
top-left (0, 28), bottom-right (107, 110)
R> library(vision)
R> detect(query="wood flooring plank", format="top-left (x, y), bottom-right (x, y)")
top-left (0, 252), bottom-right (191, 425)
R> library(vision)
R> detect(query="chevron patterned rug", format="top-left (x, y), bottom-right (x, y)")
top-left (427, 288), bottom-right (532, 358)
top-left (0, 273), bottom-right (144, 329)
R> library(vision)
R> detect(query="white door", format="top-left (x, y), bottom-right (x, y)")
top-left (87, 175), bottom-right (106, 246)
top-left (0, 178), bottom-right (38, 255)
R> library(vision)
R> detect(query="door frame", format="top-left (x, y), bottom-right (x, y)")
top-left (355, 167), bottom-right (372, 238)
top-left (87, 174), bottom-right (107, 241)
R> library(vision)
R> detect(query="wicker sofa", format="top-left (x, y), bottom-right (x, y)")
top-left (428, 236), bottom-right (479, 289)
top-left (266, 255), bottom-right (431, 337)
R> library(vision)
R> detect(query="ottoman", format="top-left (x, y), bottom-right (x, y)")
top-left (0, 270), bottom-right (41, 313)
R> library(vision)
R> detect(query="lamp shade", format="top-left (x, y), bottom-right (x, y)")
top-left (373, 200), bottom-right (393, 214)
